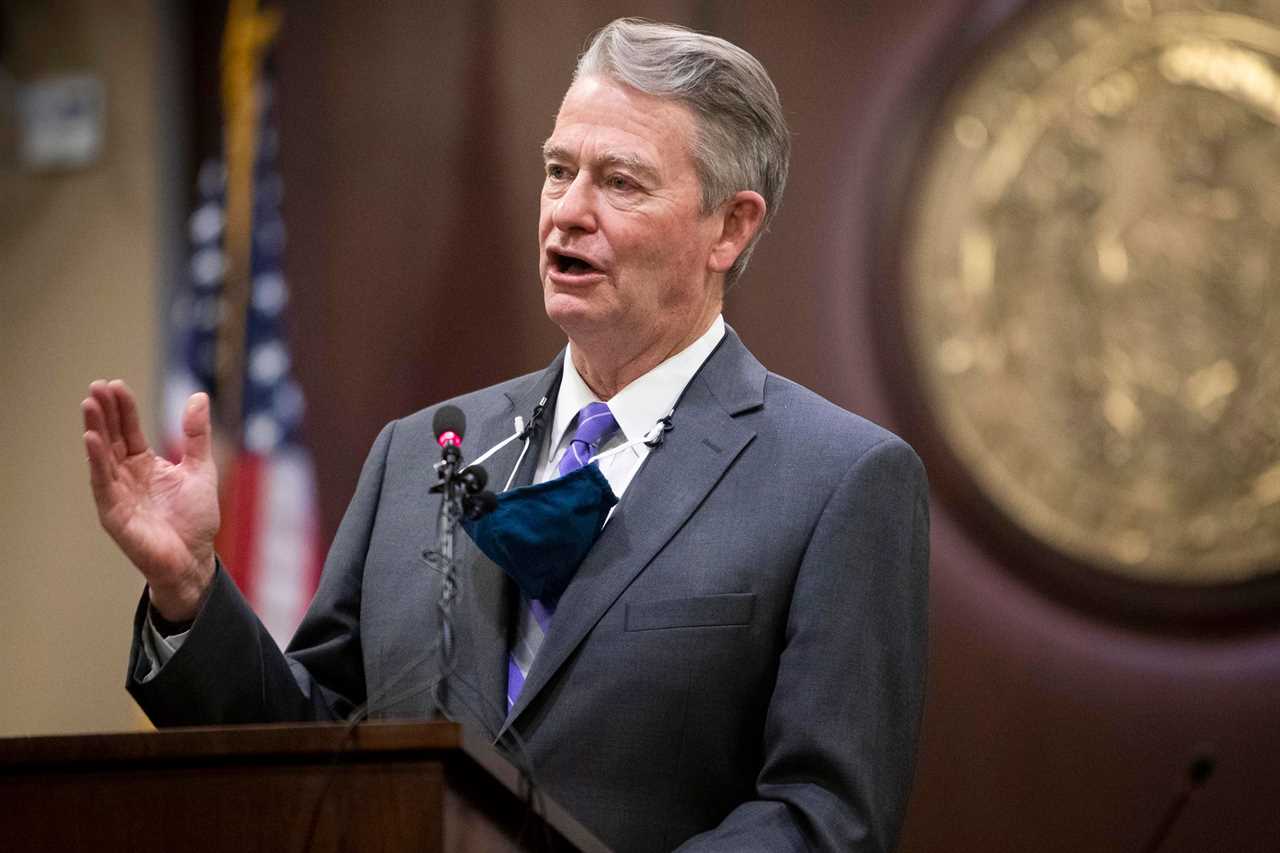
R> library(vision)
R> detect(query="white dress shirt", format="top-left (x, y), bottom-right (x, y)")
top-left (534, 314), bottom-right (725, 495)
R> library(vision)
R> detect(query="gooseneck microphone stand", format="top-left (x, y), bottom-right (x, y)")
top-left (426, 406), bottom-right (496, 717)
top-left (433, 438), bottom-right (465, 668)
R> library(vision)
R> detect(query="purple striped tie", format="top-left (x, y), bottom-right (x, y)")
top-left (507, 402), bottom-right (618, 712)
top-left (557, 401), bottom-right (619, 477)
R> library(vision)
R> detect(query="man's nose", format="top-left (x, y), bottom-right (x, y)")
top-left (551, 173), bottom-right (598, 233)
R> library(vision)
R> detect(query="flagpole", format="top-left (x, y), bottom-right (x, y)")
top-left (216, 0), bottom-right (281, 439)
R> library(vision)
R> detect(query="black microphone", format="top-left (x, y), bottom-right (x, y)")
top-left (464, 488), bottom-right (498, 520)
top-left (433, 405), bottom-right (466, 451)
top-left (429, 405), bottom-right (495, 516)
top-left (431, 404), bottom-right (488, 492)
top-left (457, 451), bottom-right (495, 519)
top-left (1138, 748), bottom-right (1216, 853)
top-left (430, 406), bottom-right (466, 496)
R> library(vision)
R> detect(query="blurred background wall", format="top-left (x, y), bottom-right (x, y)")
top-left (0, 0), bottom-right (180, 736)
top-left (1, 1), bottom-right (1277, 851)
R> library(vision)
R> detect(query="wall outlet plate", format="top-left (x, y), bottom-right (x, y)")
top-left (17, 73), bottom-right (105, 171)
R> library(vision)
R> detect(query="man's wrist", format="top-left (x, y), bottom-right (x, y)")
top-left (147, 555), bottom-right (215, 625)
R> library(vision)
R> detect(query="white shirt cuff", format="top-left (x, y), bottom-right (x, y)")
top-left (138, 611), bottom-right (191, 683)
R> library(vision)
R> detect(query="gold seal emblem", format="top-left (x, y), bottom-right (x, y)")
top-left (904, 0), bottom-right (1280, 585)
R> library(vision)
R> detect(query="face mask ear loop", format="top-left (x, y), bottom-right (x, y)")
top-left (588, 437), bottom-right (646, 468)
top-left (588, 409), bottom-right (674, 479)
top-left (462, 425), bottom-right (523, 473)
top-left (503, 433), bottom-right (534, 493)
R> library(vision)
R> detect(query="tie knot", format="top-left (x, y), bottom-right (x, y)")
top-left (574, 401), bottom-right (617, 444)
top-left (559, 402), bottom-right (619, 476)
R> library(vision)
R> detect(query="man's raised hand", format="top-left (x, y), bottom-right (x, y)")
top-left (82, 380), bottom-right (220, 622)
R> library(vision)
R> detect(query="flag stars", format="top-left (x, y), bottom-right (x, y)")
top-left (190, 247), bottom-right (227, 288)
top-left (189, 203), bottom-right (225, 244)
top-left (245, 412), bottom-right (282, 453)
top-left (252, 272), bottom-right (287, 315)
top-left (249, 340), bottom-right (289, 386)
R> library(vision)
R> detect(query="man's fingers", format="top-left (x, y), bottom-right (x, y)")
top-left (181, 392), bottom-right (213, 465)
top-left (81, 394), bottom-right (115, 475)
top-left (83, 429), bottom-right (115, 497)
top-left (90, 380), bottom-right (126, 458)
top-left (81, 395), bottom-right (107, 439)
top-left (113, 379), bottom-right (151, 456)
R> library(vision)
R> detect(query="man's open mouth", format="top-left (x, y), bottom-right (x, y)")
top-left (549, 251), bottom-right (602, 276)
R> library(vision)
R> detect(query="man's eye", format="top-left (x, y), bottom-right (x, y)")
top-left (606, 175), bottom-right (636, 191)
top-left (546, 164), bottom-right (570, 181)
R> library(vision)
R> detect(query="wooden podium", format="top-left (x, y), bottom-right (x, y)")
top-left (0, 720), bottom-right (611, 852)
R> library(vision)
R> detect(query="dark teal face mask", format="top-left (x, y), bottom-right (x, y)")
top-left (461, 463), bottom-right (618, 602)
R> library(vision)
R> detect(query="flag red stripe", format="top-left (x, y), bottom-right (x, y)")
top-left (217, 453), bottom-right (264, 602)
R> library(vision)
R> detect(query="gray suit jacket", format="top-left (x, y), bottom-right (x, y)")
top-left (128, 328), bottom-right (929, 853)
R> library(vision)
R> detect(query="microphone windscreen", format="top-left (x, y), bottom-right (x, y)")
top-left (433, 405), bottom-right (466, 448)
top-left (462, 465), bottom-right (488, 491)
top-left (1188, 754), bottom-right (1215, 787)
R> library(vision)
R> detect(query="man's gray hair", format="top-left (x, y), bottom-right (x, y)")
top-left (574, 18), bottom-right (790, 289)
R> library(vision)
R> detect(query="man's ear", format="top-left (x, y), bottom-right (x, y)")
top-left (707, 191), bottom-right (767, 274)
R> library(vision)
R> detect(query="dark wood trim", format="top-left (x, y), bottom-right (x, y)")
top-left (0, 721), bottom-right (611, 853)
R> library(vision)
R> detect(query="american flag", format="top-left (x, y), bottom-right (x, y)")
top-left (165, 77), bottom-right (322, 648)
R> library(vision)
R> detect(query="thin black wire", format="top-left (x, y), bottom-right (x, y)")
top-left (301, 406), bottom-right (572, 852)
top-left (299, 576), bottom-right (553, 852)
top-left (431, 668), bottom-right (556, 852)
top-left (409, 542), bottom-right (556, 851)
top-left (295, 637), bottom-right (443, 853)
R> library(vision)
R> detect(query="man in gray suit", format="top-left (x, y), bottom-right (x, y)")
top-left (83, 19), bottom-right (928, 853)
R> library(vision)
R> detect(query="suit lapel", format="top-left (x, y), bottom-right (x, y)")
top-left (444, 354), bottom-right (563, 737)
top-left (500, 329), bottom-right (766, 731)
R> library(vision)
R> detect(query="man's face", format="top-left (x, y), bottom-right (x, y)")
top-left (539, 76), bottom-right (723, 352)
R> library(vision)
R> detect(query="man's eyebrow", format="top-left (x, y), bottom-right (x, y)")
top-left (541, 142), bottom-right (571, 162)
top-left (598, 152), bottom-right (660, 181)
top-left (541, 143), bottom-right (660, 182)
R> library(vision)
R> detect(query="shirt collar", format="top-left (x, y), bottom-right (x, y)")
top-left (551, 314), bottom-right (726, 450)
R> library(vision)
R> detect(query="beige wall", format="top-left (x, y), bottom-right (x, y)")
top-left (0, 1), bottom-right (166, 735)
